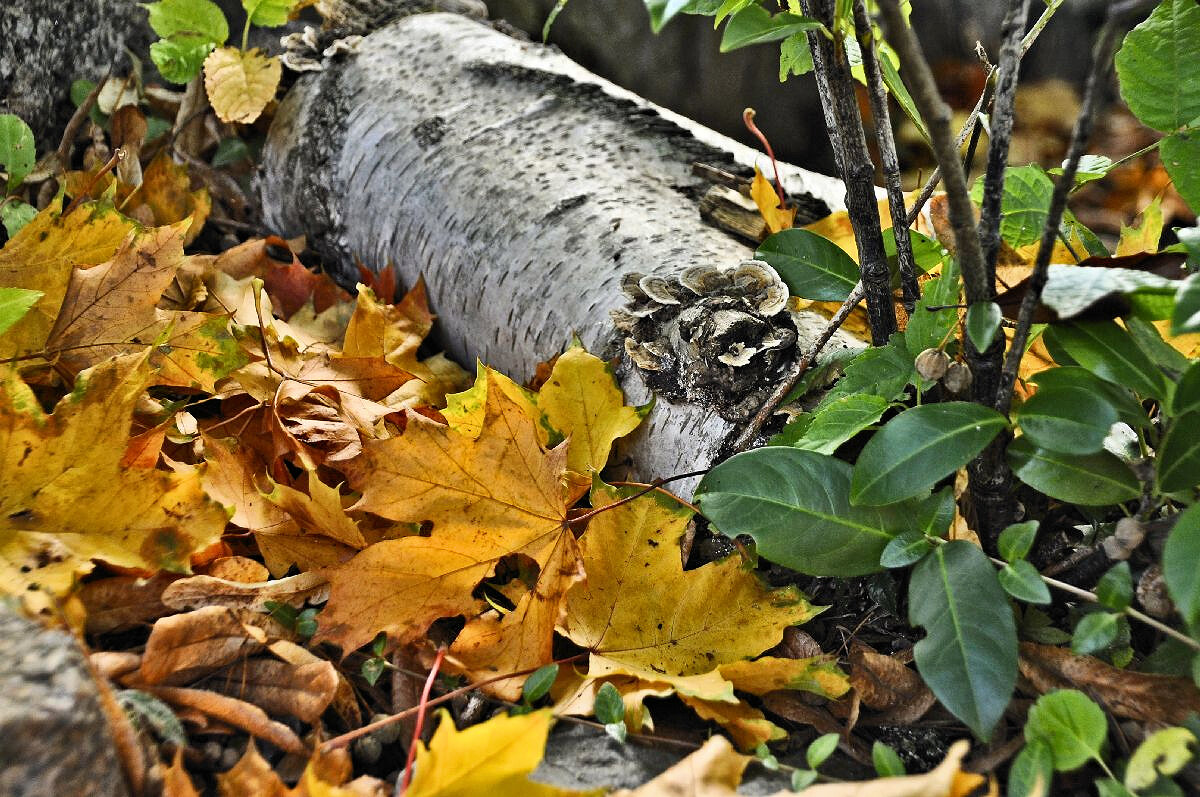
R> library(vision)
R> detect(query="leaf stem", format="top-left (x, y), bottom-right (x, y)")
top-left (569, 470), bottom-right (709, 524)
top-left (398, 647), bottom-right (446, 795)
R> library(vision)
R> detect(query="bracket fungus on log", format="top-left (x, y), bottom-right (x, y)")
top-left (259, 12), bottom-right (864, 491)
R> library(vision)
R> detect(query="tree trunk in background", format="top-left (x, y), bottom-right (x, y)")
top-left (259, 12), bottom-right (863, 493)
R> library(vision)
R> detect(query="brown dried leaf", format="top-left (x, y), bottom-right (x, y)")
top-left (1019, 641), bottom-right (1200, 724)
top-left (849, 644), bottom-right (937, 724)
top-left (91, 651), bottom-right (142, 681)
top-left (137, 606), bottom-right (268, 686)
top-left (203, 555), bottom-right (271, 583)
top-left (210, 657), bottom-right (338, 723)
top-left (146, 686), bottom-right (306, 755)
top-left (79, 571), bottom-right (179, 634)
top-left (161, 571), bottom-right (330, 612)
top-left (163, 749), bottom-right (201, 797)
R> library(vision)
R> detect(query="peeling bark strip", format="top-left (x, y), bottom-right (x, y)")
top-left (260, 13), bottom-right (863, 488)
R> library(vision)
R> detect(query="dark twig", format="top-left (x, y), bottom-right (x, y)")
top-left (803, 0), bottom-right (896, 345)
top-left (995, 15), bottom-right (1125, 414)
top-left (732, 282), bottom-right (866, 452)
top-left (852, 0), bottom-right (918, 311)
top-left (54, 66), bottom-right (112, 173)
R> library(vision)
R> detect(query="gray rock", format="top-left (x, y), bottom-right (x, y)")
top-left (0, 600), bottom-right (128, 797)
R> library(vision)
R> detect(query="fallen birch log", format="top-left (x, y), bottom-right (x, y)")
top-left (260, 12), bottom-right (865, 488)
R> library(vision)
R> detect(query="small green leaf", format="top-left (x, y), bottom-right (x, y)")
top-left (719, 6), bottom-right (823, 52)
top-left (1015, 386), bottom-right (1116, 455)
top-left (1164, 504), bottom-right (1200, 627)
top-left (1072, 611), bottom-right (1119, 655)
top-left (872, 741), bottom-right (906, 777)
top-left (778, 31), bottom-right (813, 80)
top-left (756, 228), bottom-right (860, 301)
top-left (1095, 780), bottom-right (1138, 797)
top-left (966, 302), bottom-right (1002, 352)
top-left (1115, 0), bottom-right (1200, 132)
top-left (1008, 437), bottom-right (1141, 506)
top-left (361, 656), bottom-right (386, 686)
top-left (1096, 562), bottom-right (1133, 611)
top-left (1051, 153), bottom-right (1115, 187)
top-left (0, 287), bottom-right (43, 338)
top-left (877, 44), bottom-right (928, 142)
top-left (0, 114), bottom-right (36, 192)
top-left (371, 631), bottom-right (386, 657)
top-left (0, 200), bottom-right (37, 238)
top-left (211, 137), bottom-right (250, 168)
top-left (604, 721), bottom-right (627, 743)
top-left (243, 0), bottom-right (297, 27)
top-left (879, 530), bottom-right (932, 569)
top-left (999, 521), bottom-right (1039, 563)
top-left (806, 733), bottom-right (839, 769)
top-left (263, 600), bottom-right (298, 628)
top-left (1158, 411), bottom-right (1200, 493)
top-left (791, 769), bottom-right (818, 790)
top-left (1007, 739), bottom-right (1053, 797)
top-left (150, 35), bottom-right (218, 84)
top-left (909, 541), bottom-right (1018, 741)
top-left (522, 664), bottom-right (559, 704)
top-left (883, 227), bottom-right (946, 274)
top-left (999, 561), bottom-right (1051, 605)
top-left (1044, 320), bottom-right (1167, 400)
top-left (143, 0), bottom-right (229, 43)
top-left (917, 487), bottom-right (956, 538)
top-left (754, 742), bottom-right (780, 770)
top-left (295, 608), bottom-right (318, 638)
top-left (594, 681), bottom-right (625, 725)
top-left (1125, 727), bottom-right (1197, 790)
top-left (1024, 690), bottom-right (1107, 771)
top-left (696, 448), bottom-right (903, 577)
top-left (850, 402), bottom-right (1007, 506)
top-left (792, 393), bottom-right (887, 455)
top-left (644, 0), bottom-right (696, 32)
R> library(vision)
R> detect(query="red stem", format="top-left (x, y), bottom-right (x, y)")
top-left (399, 646), bottom-right (447, 794)
top-left (742, 108), bottom-right (787, 205)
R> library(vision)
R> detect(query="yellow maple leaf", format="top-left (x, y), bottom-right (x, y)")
top-left (679, 694), bottom-right (786, 750)
top-left (442, 362), bottom-right (545, 442)
top-left (0, 354), bottom-right (226, 598)
top-left (204, 47), bottom-right (281, 124)
top-left (317, 375), bottom-right (575, 653)
top-left (0, 197), bottom-right (137, 359)
top-left (342, 283), bottom-right (435, 379)
top-left (216, 741), bottom-right (374, 797)
top-left (407, 709), bottom-right (594, 797)
top-left (751, 166), bottom-right (797, 234)
top-left (537, 343), bottom-right (647, 475)
top-left (263, 472), bottom-right (368, 550)
top-left (560, 482), bottom-right (818, 677)
top-left (132, 153), bottom-right (212, 245)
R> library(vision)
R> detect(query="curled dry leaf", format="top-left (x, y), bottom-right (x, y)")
top-left (204, 47), bottom-right (282, 124)
top-left (849, 644), bottom-right (938, 725)
top-left (144, 686), bottom-right (306, 756)
top-left (79, 571), bottom-right (180, 634)
top-left (163, 748), bottom-right (201, 797)
top-left (161, 571), bottom-right (330, 612)
top-left (202, 555), bottom-right (271, 583)
top-left (209, 657), bottom-right (338, 723)
top-left (137, 606), bottom-right (268, 686)
top-left (1019, 641), bottom-right (1200, 724)
top-left (91, 651), bottom-right (143, 681)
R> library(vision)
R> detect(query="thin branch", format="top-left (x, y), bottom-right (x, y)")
top-left (803, 0), bottom-right (896, 345)
top-left (732, 281), bottom-right (866, 452)
top-left (995, 19), bottom-right (1122, 415)
top-left (852, 0), bottom-right (918, 310)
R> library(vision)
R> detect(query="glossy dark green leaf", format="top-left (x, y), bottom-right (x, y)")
top-left (905, 256), bottom-right (961, 356)
top-left (883, 227), bottom-right (945, 274)
top-left (1008, 437), bottom-right (1141, 506)
top-left (720, 5), bottom-right (823, 52)
top-left (819, 334), bottom-right (918, 408)
top-left (1043, 321), bottom-right (1167, 400)
top-left (1007, 739), bottom-right (1053, 797)
top-left (1173, 273), bottom-right (1200, 335)
top-left (1164, 503), bottom-right (1200, 627)
top-left (999, 520), bottom-right (1039, 562)
top-left (756, 228), bottom-right (860, 301)
top-left (1024, 689), bottom-right (1107, 771)
top-left (1029, 367), bottom-right (1147, 429)
top-left (879, 531), bottom-right (932, 569)
top-left (1096, 562), bottom-right (1133, 611)
top-left (851, 402), bottom-right (1007, 506)
top-left (917, 487), bottom-right (956, 538)
top-left (522, 664), bottom-right (559, 703)
top-left (792, 393), bottom-right (887, 455)
top-left (1171, 360), bottom-right (1200, 416)
top-left (696, 448), bottom-right (903, 576)
top-left (909, 541), bottom-right (1018, 741)
top-left (999, 560), bottom-right (1051, 605)
top-left (361, 656), bottom-right (386, 686)
top-left (872, 741), bottom-right (906, 777)
top-left (1015, 386), bottom-right (1117, 455)
top-left (1158, 411), bottom-right (1200, 493)
top-left (1126, 316), bottom-right (1190, 376)
top-left (966, 302), bottom-right (1002, 352)
top-left (1071, 611), bottom-right (1119, 655)
top-left (594, 681), bottom-right (624, 725)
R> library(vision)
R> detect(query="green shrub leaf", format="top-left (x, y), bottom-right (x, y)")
top-left (719, 5), bottom-right (823, 52)
top-left (1171, 360), bottom-right (1200, 416)
top-left (1164, 503), bottom-right (1200, 627)
top-left (879, 530), bottom-right (932, 569)
top-left (0, 114), bottom-right (36, 192)
top-left (243, 0), bottom-right (297, 27)
top-left (0, 200), bottom-right (37, 238)
top-left (756, 228), bottom-right (860, 301)
top-left (594, 681), bottom-right (624, 725)
top-left (1029, 367), bottom-right (1146, 429)
top-left (999, 560), bottom-right (1051, 605)
top-left (522, 664), bottom-right (559, 703)
top-left (1125, 727), bottom-right (1197, 790)
top-left (806, 733), bottom-right (839, 769)
top-left (1096, 562), bottom-right (1133, 611)
top-left (970, 166), bottom-right (1054, 248)
top-left (1115, 0), bottom-right (1200, 132)
top-left (909, 541), bottom-right (1018, 741)
top-left (1015, 386), bottom-right (1116, 455)
top-left (1024, 690), bottom-right (1107, 771)
top-left (998, 520), bottom-right (1039, 563)
top-left (1008, 437), bottom-right (1141, 506)
top-left (966, 302), bottom-right (1002, 352)
top-left (1160, 130), bottom-right (1200, 215)
top-left (1071, 611), bottom-right (1119, 655)
top-left (1007, 739), bottom-right (1054, 797)
top-left (904, 256), bottom-right (961, 356)
top-left (850, 402), bottom-right (1007, 506)
top-left (1157, 411), bottom-right (1200, 493)
top-left (818, 334), bottom-right (917, 408)
top-left (150, 35), bottom-right (218, 84)
top-left (791, 393), bottom-right (887, 455)
top-left (1172, 273), bottom-right (1200, 335)
top-left (872, 741), bottom-right (906, 777)
top-left (696, 448), bottom-right (903, 577)
top-left (1043, 321), bottom-right (1167, 400)
top-left (143, 0), bottom-right (228, 43)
